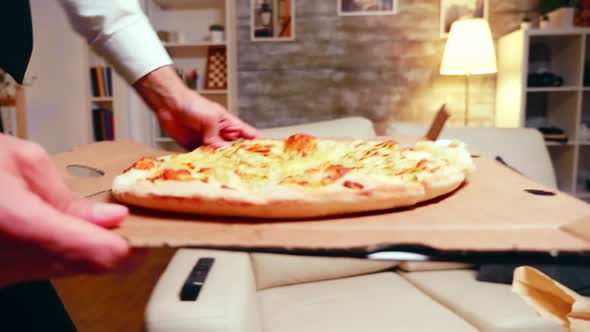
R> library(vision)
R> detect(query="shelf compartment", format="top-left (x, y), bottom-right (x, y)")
top-left (545, 140), bottom-right (576, 146)
top-left (525, 91), bottom-right (580, 141)
top-left (577, 146), bottom-right (590, 195)
top-left (527, 86), bottom-right (579, 92)
top-left (548, 145), bottom-right (576, 193)
top-left (528, 34), bottom-right (583, 88)
top-left (163, 42), bottom-right (226, 48)
top-left (147, 0), bottom-right (226, 51)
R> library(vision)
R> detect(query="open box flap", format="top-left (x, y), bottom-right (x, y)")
top-left (52, 140), bottom-right (590, 261)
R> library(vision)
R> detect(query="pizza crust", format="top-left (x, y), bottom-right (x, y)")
top-left (112, 181), bottom-right (432, 219)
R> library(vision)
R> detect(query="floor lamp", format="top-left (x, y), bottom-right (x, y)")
top-left (440, 18), bottom-right (497, 126)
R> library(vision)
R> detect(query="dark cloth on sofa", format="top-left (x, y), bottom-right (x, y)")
top-left (477, 264), bottom-right (590, 296)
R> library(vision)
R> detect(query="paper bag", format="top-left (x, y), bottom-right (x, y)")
top-left (512, 266), bottom-right (590, 331)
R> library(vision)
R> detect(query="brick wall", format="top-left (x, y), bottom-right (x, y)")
top-left (237, 0), bottom-right (538, 133)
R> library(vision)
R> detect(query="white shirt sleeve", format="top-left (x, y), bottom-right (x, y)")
top-left (58, 0), bottom-right (173, 84)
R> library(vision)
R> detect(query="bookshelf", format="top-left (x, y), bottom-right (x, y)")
top-left (85, 48), bottom-right (131, 144)
top-left (144, 0), bottom-right (238, 151)
top-left (496, 28), bottom-right (590, 201)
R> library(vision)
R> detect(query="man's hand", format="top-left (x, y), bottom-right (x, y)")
top-left (0, 134), bottom-right (131, 287)
top-left (134, 65), bottom-right (259, 149)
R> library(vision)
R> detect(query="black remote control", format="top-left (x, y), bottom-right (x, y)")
top-left (180, 257), bottom-right (215, 301)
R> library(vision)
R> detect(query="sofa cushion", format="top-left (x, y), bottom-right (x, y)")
top-left (402, 270), bottom-right (565, 332)
top-left (257, 272), bottom-right (477, 332)
top-left (388, 123), bottom-right (557, 188)
top-left (259, 117), bottom-right (376, 139)
top-left (251, 253), bottom-right (397, 291)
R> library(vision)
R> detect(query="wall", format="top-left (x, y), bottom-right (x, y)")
top-left (25, 0), bottom-right (88, 153)
top-left (237, 0), bottom-right (538, 133)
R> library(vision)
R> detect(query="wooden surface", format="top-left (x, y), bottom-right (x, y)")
top-left (53, 248), bottom-right (175, 332)
top-left (15, 85), bottom-right (27, 139)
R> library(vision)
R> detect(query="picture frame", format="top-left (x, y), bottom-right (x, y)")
top-left (337, 0), bottom-right (397, 16)
top-left (251, 0), bottom-right (296, 42)
top-left (440, 0), bottom-right (489, 38)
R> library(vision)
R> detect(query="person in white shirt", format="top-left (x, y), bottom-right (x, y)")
top-left (0, 0), bottom-right (258, 290)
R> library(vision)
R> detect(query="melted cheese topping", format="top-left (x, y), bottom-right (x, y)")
top-left (113, 134), bottom-right (475, 198)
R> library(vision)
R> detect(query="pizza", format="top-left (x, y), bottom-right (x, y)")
top-left (111, 134), bottom-right (475, 219)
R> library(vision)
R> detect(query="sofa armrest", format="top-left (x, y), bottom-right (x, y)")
top-left (144, 249), bottom-right (261, 332)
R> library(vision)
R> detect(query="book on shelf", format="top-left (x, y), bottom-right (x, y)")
top-left (105, 67), bottom-right (112, 97)
top-left (91, 108), bottom-right (115, 141)
top-left (89, 65), bottom-right (113, 98)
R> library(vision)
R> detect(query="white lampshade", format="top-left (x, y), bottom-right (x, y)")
top-left (440, 18), bottom-right (497, 76)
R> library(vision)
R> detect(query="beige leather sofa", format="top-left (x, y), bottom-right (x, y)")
top-left (144, 117), bottom-right (565, 332)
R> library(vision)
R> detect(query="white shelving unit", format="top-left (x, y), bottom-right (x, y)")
top-left (496, 28), bottom-right (590, 201)
top-left (144, 0), bottom-right (238, 151)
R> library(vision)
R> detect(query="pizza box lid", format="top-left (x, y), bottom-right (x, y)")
top-left (51, 140), bottom-right (590, 264)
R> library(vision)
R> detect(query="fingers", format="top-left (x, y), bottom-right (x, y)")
top-left (178, 100), bottom-right (228, 148)
top-left (219, 112), bottom-right (259, 140)
top-left (11, 194), bottom-right (131, 274)
top-left (155, 109), bottom-right (200, 148)
top-left (12, 140), bottom-right (128, 227)
top-left (235, 119), bottom-right (260, 139)
top-left (198, 113), bottom-right (227, 148)
top-left (220, 128), bottom-right (241, 141)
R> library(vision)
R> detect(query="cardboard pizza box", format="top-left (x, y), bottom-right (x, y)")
top-left (51, 139), bottom-right (590, 264)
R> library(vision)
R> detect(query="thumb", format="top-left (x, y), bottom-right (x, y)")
top-left (63, 198), bottom-right (128, 229)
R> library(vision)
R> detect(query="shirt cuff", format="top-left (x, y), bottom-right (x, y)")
top-left (92, 16), bottom-right (173, 84)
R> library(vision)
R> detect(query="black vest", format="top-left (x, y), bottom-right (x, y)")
top-left (0, 1), bottom-right (33, 84)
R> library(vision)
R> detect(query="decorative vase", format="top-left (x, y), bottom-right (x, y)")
top-left (211, 31), bottom-right (224, 43)
top-left (209, 25), bottom-right (224, 43)
top-left (261, 3), bottom-right (272, 26)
